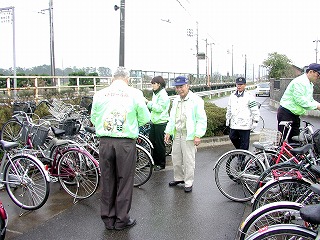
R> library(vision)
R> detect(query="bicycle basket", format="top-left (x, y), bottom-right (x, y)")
top-left (259, 128), bottom-right (282, 146)
top-left (58, 118), bottom-right (80, 136)
top-left (313, 129), bottom-right (320, 154)
top-left (12, 101), bottom-right (36, 114)
top-left (30, 125), bottom-right (50, 147)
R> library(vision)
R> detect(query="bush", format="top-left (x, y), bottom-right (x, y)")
top-left (204, 101), bottom-right (227, 137)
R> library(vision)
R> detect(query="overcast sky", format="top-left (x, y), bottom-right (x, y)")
top-left (1, 0), bottom-right (319, 78)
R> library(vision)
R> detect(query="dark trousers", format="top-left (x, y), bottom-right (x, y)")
top-left (277, 106), bottom-right (300, 143)
top-left (99, 137), bottom-right (136, 229)
top-left (149, 123), bottom-right (167, 168)
top-left (229, 129), bottom-right (251, 150)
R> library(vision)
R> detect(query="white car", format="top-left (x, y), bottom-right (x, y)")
top-left (256, 83), bottom-right (270, 97)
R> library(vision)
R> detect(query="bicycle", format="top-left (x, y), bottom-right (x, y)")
top-left (0, 139), bottom-right (50, 210)
top-left (0, 198), bottom-right (7, 240)
top-left (245, 184), bottom-right (320, 239)
top-left (239, 201), bottom-right (305, 240)
top-left (11, 111), bottom-right (100, 203)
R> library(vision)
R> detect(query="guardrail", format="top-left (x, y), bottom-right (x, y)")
top-left (0, 75), bottom-right (257, 100)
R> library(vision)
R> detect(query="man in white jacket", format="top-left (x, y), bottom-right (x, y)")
top-left (226, 77), bottom-right (260, 150)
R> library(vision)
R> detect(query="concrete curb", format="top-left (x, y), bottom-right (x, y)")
top-left (199, 131), bottom-right (261, 148)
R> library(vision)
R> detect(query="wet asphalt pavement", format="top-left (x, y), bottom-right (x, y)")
top-left (2, 143), bottom-right (247, 240)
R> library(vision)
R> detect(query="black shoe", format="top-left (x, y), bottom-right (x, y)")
top-left (114, 218), bottom-right (136, 231)
top-left (169, 180), bottom-right (184, 186)
top-left (154, 165), bottom-right (165, 171)
top-left (184, 186), bottom-right (193, 193)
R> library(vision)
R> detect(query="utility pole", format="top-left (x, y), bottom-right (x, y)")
top-left (196, 21), bottom-right (199, 82)
top-left (115, 0), bottom-right (125, 67)
top-left (0, 6), bottom-right (16, 96)
top-left (49, 0), bottom-right (56, 84)
top-left (313, 39), bottom-right (320, 63)
top-left (244, 54), bottom-right (247, 79)
top-left (231, 45), bottom-right (234, 77)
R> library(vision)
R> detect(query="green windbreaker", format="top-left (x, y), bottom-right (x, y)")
top-left (91, 80), bottom-right (151, 139)
top-left (147, 88), bottom-right (170, 124)
top-left (280, 74), bottom-right (319, 115)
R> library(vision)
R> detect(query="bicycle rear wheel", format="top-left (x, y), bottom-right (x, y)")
top-left (57, 149), bottom-right (99, 199)
top-left (0, 118), bottom-right (23, 143)
top-left (214, 149), bottom-right (266, 202)
top-left (4, 154), bottom-right (50, 210)
top-left (252, 177), bottom-right (312, 211)
top-left (134, 144), bottom-right (153, 187)
top-left (245, 224), bottom-right (317, 240)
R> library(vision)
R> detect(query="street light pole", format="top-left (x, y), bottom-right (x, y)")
top-left (0, 6), bottom-right (17, 96)
top-left (196, 21), bottom-right (199, 82)
top-left (115, 0), bottom-right (125, 67)
top-left (49, 0), bottom-right (56, 84)
top-left (313, 39), bottom-right (320, 63)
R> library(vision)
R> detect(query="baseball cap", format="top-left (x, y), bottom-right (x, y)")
top-left (173, 76), bottom-right (188, 86)
top-left (236, 77), bottom-right (246, 84)
top-left (307, 63), bottom-right (320, 74)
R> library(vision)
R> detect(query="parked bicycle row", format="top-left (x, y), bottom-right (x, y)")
top-left (213, 119), bottom-right (320, 239)
top-left (0, 97), bottom-right (163, 216)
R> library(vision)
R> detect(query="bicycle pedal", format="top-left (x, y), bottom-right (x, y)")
top-left (50, 176), bottom-right (58, 183)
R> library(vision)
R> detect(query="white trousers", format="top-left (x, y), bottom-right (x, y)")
top-left (171, 135), bottom-right (196, 187)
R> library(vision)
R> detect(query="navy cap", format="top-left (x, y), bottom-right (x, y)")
top-left (173, 76), bottom-right (188, 86)
top-left (236, 77), bottom-right (246, 84)
top-left (307, 63), bottom-right (320, 74)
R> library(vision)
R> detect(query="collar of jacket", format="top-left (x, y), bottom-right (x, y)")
top-left (234, 90), bottom-right (245, 97)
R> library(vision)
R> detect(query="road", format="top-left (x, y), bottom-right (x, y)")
top-left (2, 94), bottom-right (320, 240)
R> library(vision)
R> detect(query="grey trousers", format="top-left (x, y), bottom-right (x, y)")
top-left (99, 137), bottom-right (136, 228)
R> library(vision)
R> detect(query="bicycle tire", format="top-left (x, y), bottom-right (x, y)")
top-left (0, 217), bottom-right (5, 240)
top-left (256, 162), bottom-right (317, 191)
top-left (213, 149), bottom-right (266, 202)
top-left (245, 224), bottom-right (317, 240)
top-left (0, 118), bottom-right (23, 143)
top-left (4, 154), bottom-right (50, 210)
top-left (57, 148), bottom-right (99, 199)
top-left (136, 134), bottom-right (153, 154)
top-left (134, 144), bottom-right (153, 187)
top-left (239, 201), bottom-right (305, 240)
top-left (252, 177), bottom-right (312, 211)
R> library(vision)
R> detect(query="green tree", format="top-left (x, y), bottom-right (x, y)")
top-left (263, 52), bottom-right (294, 79)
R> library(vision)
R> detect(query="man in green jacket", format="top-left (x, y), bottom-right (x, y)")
top-left (277, 63), bottom-right (320, 142)
top-left (91, 66), bottom-right (150, 230)
top-left (164, 76), bottom-right (207, 193)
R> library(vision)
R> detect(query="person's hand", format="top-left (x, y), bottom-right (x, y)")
top-left (164, 133), bottom-right (171, 143)
top-left (252, 121), bottom-right (258, 130)
top-left (317, 103), bottom-right (320, 111)
top-left (194, 137), bottom-right (201, 146)
top-left (144, 97), bottom-right (149, 104)
top-left (226, 119), bottom-right (230, 127)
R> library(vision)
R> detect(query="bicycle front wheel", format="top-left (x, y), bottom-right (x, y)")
top-left (4, 154), bottom-right (50, 210)
top-left (239, 201), bottom-right (304, 240)
top-left (134, 144), bottom-right (153, 187)
top-left (245, 224), bottom-right (317, 240)
top-left (214, 149), bottom-right (266, 202)
top-left (57, 149), bottom-right (99, 199)
top-left (252, 177), bottom-right (312, 211)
